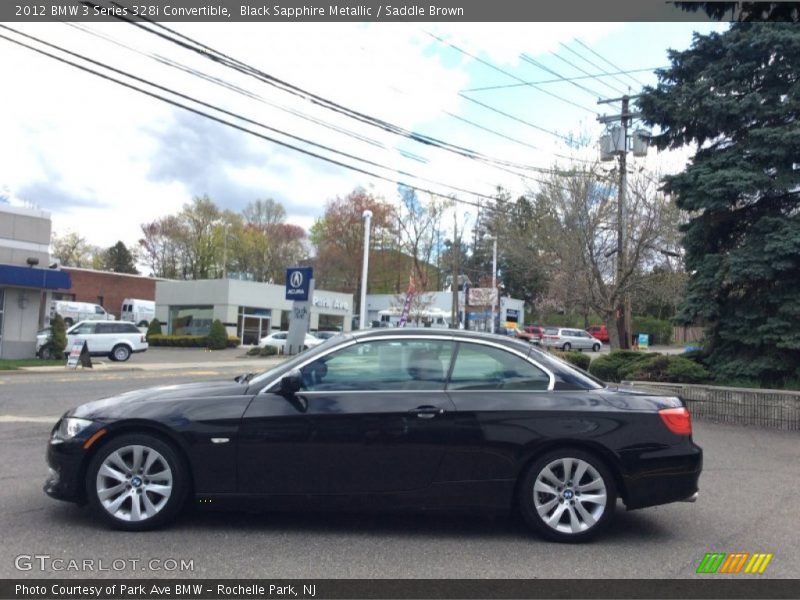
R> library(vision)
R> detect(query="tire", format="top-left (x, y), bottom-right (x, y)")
top-left (562, 342), bottom-right (572, 352)
top-left (518, 448), bottom-right (616, 543)
top-left (86, 433), bottom-right (187, 531)
top-left (64, 318), bottom-right (74, 327)
top-left (592, 343), bottom-right (601, 352)
top-left (110, 344), bottom-right (131, 362)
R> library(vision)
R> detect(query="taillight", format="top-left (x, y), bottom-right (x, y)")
top-left (659, 407), bottom-right (692, 435)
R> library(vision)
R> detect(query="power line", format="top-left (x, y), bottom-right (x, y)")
top-left (458, 94), bottom-right (572, 142)
top-left (550, 45), bottom-right (627, 96)
top-left (460, 67), bottom-right (662, 92)
top-left (0, 26), bottom-right (513, 214)
top-left (425, 31), bottom-right (598, 115)
top-left (573, 38), bottom-right (647, 88)
top-left (558, 42), bottom-right (636, 94)
top-left (93, 6), bottom-right (561, 179)
top-left (520, 53), bottom-right (620, 108)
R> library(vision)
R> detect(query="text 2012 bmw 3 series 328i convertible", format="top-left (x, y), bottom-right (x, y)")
top-left (45, 328), bottom-right (701, 542)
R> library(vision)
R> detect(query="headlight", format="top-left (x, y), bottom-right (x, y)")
top-left (56, 417), bottom-right (94, 440)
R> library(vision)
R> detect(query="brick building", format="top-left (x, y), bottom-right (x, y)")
top-left (56, 267), bottom-right (163, 319)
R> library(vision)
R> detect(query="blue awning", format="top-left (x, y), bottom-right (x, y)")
top-left (0, 264), bottom-right (72, 290)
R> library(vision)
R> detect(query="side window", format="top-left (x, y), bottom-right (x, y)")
top-left (448, 343), bottom-right (550, 391)
top-left (95, 323), bottom-right (114, 334)
top-left (94, 305), bottom-right (105, 314)
top-left (122, 323), bottom-right (140, 333)
top-left (73, 323), bottom-right (96, 335)
top-left (275, 333), bottom-right (287, 340)
top-left (300, 339), bottom-right (455, 392)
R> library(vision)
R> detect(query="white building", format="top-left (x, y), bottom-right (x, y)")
top-left (154, 279), bottom-right (353, 345)
top-left (0, 204), bottom-right (71, 358)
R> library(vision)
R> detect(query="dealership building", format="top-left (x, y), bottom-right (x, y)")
top-left (0, 204), bottom-right (71, 358)
top-left (154, 279), bottom-right (353, 345)
top-left (365, 291), bottom-right (524, 330)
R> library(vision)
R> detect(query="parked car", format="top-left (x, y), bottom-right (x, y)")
top-left (35, 327), bottom-right (52, 358)
top-left (541, 327), bottom-right (603, 352)
top-left (587, 325), bottom-right (609, 343)
top-left (524, 325), bottom-right (545, 344)
top-left (51, 301), bottom-right (115, 327)
top-left (258, 331), bottom-right (323, 352)
top-left (313, 331), bottom-right (341, 341)
top-left (65, 320), bottom-right (148, 362)
top-left (44, 328), bottom-right (701, 541)
top-left (121, 299), bottom-right (155, 327)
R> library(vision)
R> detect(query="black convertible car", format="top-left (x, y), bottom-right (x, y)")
top-left (45, 329), bottom-right (701, 542)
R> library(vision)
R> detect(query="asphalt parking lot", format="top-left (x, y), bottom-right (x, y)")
top-left (0, 367), bottom-right (797, 579)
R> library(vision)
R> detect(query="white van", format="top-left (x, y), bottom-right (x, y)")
top-left (121, 298), bottom-right (155, 327)
top-left (51, 300), bottom-right (115, 327)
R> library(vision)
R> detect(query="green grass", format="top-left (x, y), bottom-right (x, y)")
top-left (0, 359), bottom-right (64, 370)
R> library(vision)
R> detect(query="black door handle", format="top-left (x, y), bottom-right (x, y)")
top-left (409, 405), bottom-right (445, 418)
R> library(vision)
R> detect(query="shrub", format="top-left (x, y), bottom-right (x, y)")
top-left (147, 335), bottom-right (207, 347)
top-left (552, 350), bottom-right (591, 370)
top-left (42, 313), bottom-right (68, 359)
top-left (259, 345), bottom-right (278, 357)
top-left (588, 350), bottom-right (661, 382)
top-left (145, 318), bottom-right (162, 342)
top-left (207, 319), bottom-right (228, 350)
top-left (632, 316), bottom-right (673, 345)
top-left (227, 336), bottom-right (241, 348)
top-left (246, 347), bottom-right (261, 356)
top-left (624, 354), bottom-right (710, 384)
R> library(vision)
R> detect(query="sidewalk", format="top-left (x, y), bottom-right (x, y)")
top-left (15, 347), bottom-right (286, 373)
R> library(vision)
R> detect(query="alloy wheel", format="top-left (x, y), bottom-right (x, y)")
top-left (532, 457), bottom-right (607, 535)
top-left (95, 445), bottom-right (173, 522)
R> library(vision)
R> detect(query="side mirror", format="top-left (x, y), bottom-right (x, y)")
top-left (279, 369), bottom-right (303, 395)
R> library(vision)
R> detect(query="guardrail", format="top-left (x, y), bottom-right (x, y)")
top-left (622, 381), bottom-right (800, 431)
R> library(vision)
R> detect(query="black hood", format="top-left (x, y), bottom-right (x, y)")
top-left (69, 380), bottom-right (251, 421)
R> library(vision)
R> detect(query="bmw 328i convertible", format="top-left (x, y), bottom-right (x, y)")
top-left (45, 329), bottom-right (702, 542)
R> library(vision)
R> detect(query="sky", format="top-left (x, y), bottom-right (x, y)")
top-left (0, 20), bottom-right (728, 254)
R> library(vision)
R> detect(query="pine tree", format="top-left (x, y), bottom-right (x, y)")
top-left (104, 241), bottom-right (138, 274)
top-left (639, 23), bottom-right (800, 385)
top-left (207, 319), bottom-right (228, 350)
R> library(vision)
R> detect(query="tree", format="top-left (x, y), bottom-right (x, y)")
top-left (51, 231), bottom-right (99, 268)
top-left (145, 318), bottom-right (162, 342)
top-left (310, 188), bottom-right (397, 298)
top-left (139, 215), bottom-right (188, 279)
top-left (536, 164), bottom-right (677, 349)
top-left (638, 23), bottom-right (800, 385)
top-left (103, 241), bottom-right (139, 274)
top-left (207, 319), bottom-right (228, 350)
top-left (42, 313), bottom-right (68, 359)
top-left (395, 186), bottom-right (445, 293)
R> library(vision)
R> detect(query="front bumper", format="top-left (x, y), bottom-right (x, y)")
top-left (44, 437), bottom-right (91, 504)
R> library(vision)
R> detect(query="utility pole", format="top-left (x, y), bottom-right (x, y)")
top-left (359, 210), bottom-right (373, 330)
top-left (598, 94), bottom-right (643, 350)
top-left (451, 212), bottom-right (460, 330)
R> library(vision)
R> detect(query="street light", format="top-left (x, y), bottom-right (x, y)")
top-left (359, 209), bottom-right (373, 330)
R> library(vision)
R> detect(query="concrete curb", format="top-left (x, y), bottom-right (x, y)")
top-left (8, 357), bottom-right (285, 375)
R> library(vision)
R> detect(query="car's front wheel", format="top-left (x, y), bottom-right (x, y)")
top-left (110, 344), bottom-right (131, 362)
top-left (592, 343), bottom-right (601, 352)
top-left (562, 342), bottom-right (572, 351)
top-left (86, 434), bottom-right (187, 531)
top-left (519, 449), bottom-right (616, 542)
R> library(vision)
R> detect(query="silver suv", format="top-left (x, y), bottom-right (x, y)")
top-left (66, 320), bottom-right (149, 361)
top-left (541, 327), bottom-right (602, 352)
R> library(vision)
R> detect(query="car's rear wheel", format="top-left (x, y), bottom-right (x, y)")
top-left (562, 342), bottom-right (572, 351)
top-left (519, 449), bottom-right (616, 543)
top-left (592, 343), bottom-right (601, 352)
top-left (110, 344), bottom-right (131, 362)
top-left (86, 434), bottom-right (187, 531)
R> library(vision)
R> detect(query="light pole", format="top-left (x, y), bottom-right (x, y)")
top-left (359, 209), bottom-right (373, 330)
top-left (487, 236), bottom-right (497, 334)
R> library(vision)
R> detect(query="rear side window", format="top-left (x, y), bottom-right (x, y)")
top-left (95, 323), bottom-right (114, 334)
top-left (448, 343), bottom-right (550, 391)
top-left (544, 327), bottom-right (559, 335)
top-left (121, 323), bottom-right (140, 333)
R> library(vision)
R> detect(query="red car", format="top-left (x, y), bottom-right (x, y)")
top-left (587, 325), bottom-right (609, 343)
top-left (523, 325), bottom-right (545, 344)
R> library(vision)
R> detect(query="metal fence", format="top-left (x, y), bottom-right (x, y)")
top-left (623, 381), bottom-right (800, 431)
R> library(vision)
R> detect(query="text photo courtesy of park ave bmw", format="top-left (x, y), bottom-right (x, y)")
top-left (0, 0), bottom-right (798, 599)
